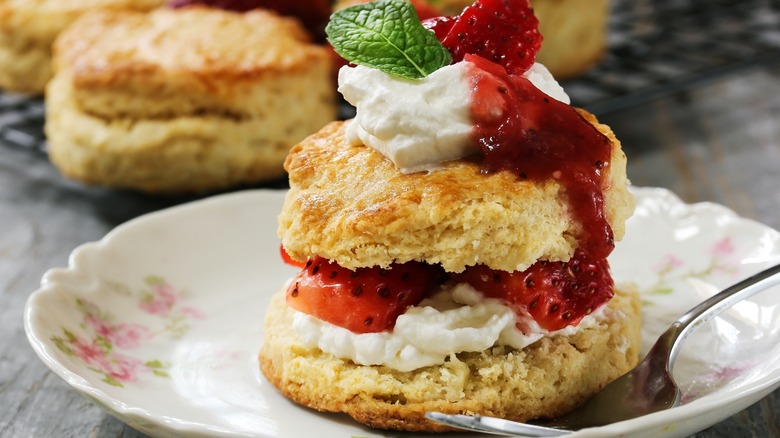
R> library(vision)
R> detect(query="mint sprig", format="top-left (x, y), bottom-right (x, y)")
top-left (326, 0), bottom-right (452, 80)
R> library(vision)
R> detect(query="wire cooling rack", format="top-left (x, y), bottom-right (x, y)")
top-left (565, 0), bottom-right (780, 113)
top-left (0, 92), bottom-right (45, 153)
top-left (2, 0), bottom-right (780, 153)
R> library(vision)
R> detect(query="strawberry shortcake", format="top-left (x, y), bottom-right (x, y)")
top-left (260, 0), bottom-right (640, 432)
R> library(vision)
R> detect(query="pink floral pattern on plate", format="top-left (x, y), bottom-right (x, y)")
top-left (648, 237), bottom-right (740, 296)
top-left (51, 276), bottom-right (205, 387)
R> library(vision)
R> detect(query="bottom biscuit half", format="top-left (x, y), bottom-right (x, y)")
top-left (259, 285), bottom-right (641, 432)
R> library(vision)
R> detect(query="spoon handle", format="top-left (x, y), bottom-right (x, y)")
top-left (666, 262), bottom-right (780, 365)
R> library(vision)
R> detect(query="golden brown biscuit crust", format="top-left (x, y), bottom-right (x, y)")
top-left (278, 114), bottom-right (633, 273)
top-left (53, 7), bottom-right (331, 119)
top-left (0, 0), bottom-right (164, 93)
top-left (259, 285), bottom-right (642, 432)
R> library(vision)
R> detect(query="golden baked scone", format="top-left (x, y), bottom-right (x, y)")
top-left (260, 284), bottom-right (641, 432)
top-left (533, 0), bottom-right (609, 79)
top-left (427, 0), bottom-right (609, 79)
top-left (0, 0), bottom-right (165, 94)
top-left (279, 114), bottom-right (633, 273)
top-left (45, 6), bottom-right (336, 193)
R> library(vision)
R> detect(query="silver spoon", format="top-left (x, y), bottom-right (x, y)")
top-left (426, 262), bottom-right (780, 436)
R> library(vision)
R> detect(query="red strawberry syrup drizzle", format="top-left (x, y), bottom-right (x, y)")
top-left (465, 54), bottom-right (615, 261)
top-left (452, 53), bottom-right (616, 332)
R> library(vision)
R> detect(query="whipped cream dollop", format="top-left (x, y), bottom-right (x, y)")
top-left (338, 61), bottom-right (570, 173)
top-left (339, 62), bottom-right (474, 174)
top-left (292, 283), bottom-right (606, 372)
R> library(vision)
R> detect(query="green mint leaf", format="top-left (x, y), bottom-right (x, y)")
top-left (326, 0), bottom-right (452, 79)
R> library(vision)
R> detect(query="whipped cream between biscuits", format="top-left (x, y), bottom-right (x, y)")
top-left (294, 282), bottom-right (609, 372)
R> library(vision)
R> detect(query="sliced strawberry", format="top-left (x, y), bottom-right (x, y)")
top-left (454, 249), bottom-right (614, 332)
top-left (279, 244), bottom-right (306, 268)
top-left (167, 0), bottom-right (331, 38)
top-left (286, 257), bottom-right (445, 333)
top-left (438, 0), bottom-right (542, 75)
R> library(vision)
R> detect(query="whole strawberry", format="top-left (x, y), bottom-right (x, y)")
top-left (425, 0), bottom-right (543, 75)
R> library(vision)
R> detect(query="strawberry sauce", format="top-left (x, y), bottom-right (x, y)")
top-left (467, 55), bottom-right (615, 261)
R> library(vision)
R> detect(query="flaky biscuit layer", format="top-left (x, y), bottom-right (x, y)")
top-left (279, 114), bottom-right (633, 273)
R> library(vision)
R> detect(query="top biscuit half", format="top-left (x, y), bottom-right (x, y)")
top-left (279, 111), bottom-right (634, 274)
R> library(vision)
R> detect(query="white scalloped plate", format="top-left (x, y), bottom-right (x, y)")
top-left (25, 187), bottom-right (780, 438)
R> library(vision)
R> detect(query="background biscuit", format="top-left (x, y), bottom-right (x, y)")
top-left (431, 0), bottom-right (609, 79)
top-left (46, 7), bottom-right (336, 193)
top-left (53, 7), bottom-right (332, 119)
top-left (0, 0), bottom-right (164, 93)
